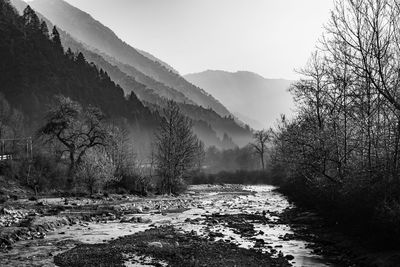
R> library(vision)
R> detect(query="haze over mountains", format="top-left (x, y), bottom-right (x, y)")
top-left (1, 0), bottom-right (165, 157)
top-left (185, 70), bottom-right (294, 129)
top-left (27, 0), bottom-right (231, 118)
top-left (6, 0), bottom-right (296, 149)
top-left (9, 0), bottom-right (254, 149)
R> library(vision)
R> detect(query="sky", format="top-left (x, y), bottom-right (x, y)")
top-left (61, 0), bottom-right (334, 80)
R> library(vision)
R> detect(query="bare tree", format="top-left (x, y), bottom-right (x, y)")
top-left (252, 130), bottom-right (269, 171)
top-left (39, 95), bottom-right (110, 180)
top-left (108, 125), bottom-right (136, 180)
top-left (323, 0), bottom-right (400, 180)
top-left (155, 100), bottom-right (204, 194)
top-left (76, 148), bottom-right (117, 195)
top-left (326, 0), bottom-right (400, 112)
top-left (272, 0), bottom-right (400, 187)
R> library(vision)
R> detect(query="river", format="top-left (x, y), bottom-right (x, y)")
top-left (0, 185), bottom-right (332, 266)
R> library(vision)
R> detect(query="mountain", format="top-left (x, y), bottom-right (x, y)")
top-left (136, 48), bottom-right (180, 75)
top-left (185, 70), bottom-right (294, 129)
top-left (10, 0), bottom-right (253, 148)
top-left (0, 0), bottom-right (159, 156)
top-left (232, 112), bottom-right (265, 131)
top-left (28, 0), bottom-right (232, 118)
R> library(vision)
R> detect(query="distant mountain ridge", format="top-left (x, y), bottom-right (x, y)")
top-left (185, 70), bottom-right (295, 129)
top-left (28, 0), bottom-right (232, 118)
top-left (136, 48), bottom-right (180, 75)
top-left (10, 0), bottom-right (252, 148)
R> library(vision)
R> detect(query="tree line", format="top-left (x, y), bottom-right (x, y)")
top-left (0, 2), bottom-right (205, 196)
top-left (271, 0), bottom-right (400, 242)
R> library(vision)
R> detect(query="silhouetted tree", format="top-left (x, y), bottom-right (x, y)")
top-left (40, 21), bottom-right (48, 37)
top-left (76, 52), bottom-right (86, 65)
top-left (155, 100), bottom-right (204, 194)
top-left (23, 5), bottom-right (40, 30)
top-left (39, 96), bottom-right (109, 181)
top-left (51, 26), bottom-right (63, 53)
top-left (252, 130), bottom-right (269, 170)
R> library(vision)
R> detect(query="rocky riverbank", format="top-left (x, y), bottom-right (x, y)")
top-left (2, 184), bottom-right (380, 267)
top-left (54, 225), bottom-right (290, 267)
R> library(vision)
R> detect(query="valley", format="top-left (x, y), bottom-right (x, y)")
top-left (2, 0), bottom-right (400, 266)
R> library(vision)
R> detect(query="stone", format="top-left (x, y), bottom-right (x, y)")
top-left (120, 216), bottom-right (131, 223)
top-left (148, 241), bottom-right (163, 248)
top-left (135, 206), bottom-right (143, 213)
top-left (285, 254), bottom-right (295, 261)
top-left (142, 218), bottom-right (152, 224)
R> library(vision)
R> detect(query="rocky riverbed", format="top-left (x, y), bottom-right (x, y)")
top-left (0, 184), bottom-right (366, 266)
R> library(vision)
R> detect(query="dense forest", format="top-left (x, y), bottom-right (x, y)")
top-left (0, 1), bottom-right (159, 136)
top-left (0, 0), bottom-right (165, 191)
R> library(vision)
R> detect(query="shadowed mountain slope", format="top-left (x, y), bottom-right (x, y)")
top-left (10, 0), bottom-right (252, 148)
top-left (29, 0), bottom-right (232, 118)
top-left (0, 0), bottom-right (160, 156)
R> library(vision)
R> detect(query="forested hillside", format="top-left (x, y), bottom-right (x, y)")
top-left (28, 0), bottom-right (233, 118)
top-left (0, 0), bottom-right (159, 154)
top-left (9, 0), bottom-right (252, 148)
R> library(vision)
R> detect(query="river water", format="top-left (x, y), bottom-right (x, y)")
top-left (0, 185), bottom-right (332, 266)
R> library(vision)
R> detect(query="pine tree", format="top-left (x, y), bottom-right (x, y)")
top-left (65, 47), bottom-right (74, 60)
top-left (23, 6), bottom-right (40, 30)
top-left (40, 21), bottom-right (49, 37)
top-left (76, 52), bottom-right (86, 65)
top-left (51, 26), bottom-right (63, 53)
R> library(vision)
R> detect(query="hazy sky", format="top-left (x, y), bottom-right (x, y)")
top-left (62, 0), bottom-right (334, 79)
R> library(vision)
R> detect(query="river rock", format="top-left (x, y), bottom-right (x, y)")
top-left (148, 241), bottom-right (163, 248)
top-left (285, 254), bottom-right (295, 260)
top-left (120, 216), bottom-right (131, 223)
top-left (134, 206), bottom-right (143, 213)
top-left (254, 239), bottom-right (265, 248)
top-left (141, 218), bottom-right (152, 224)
